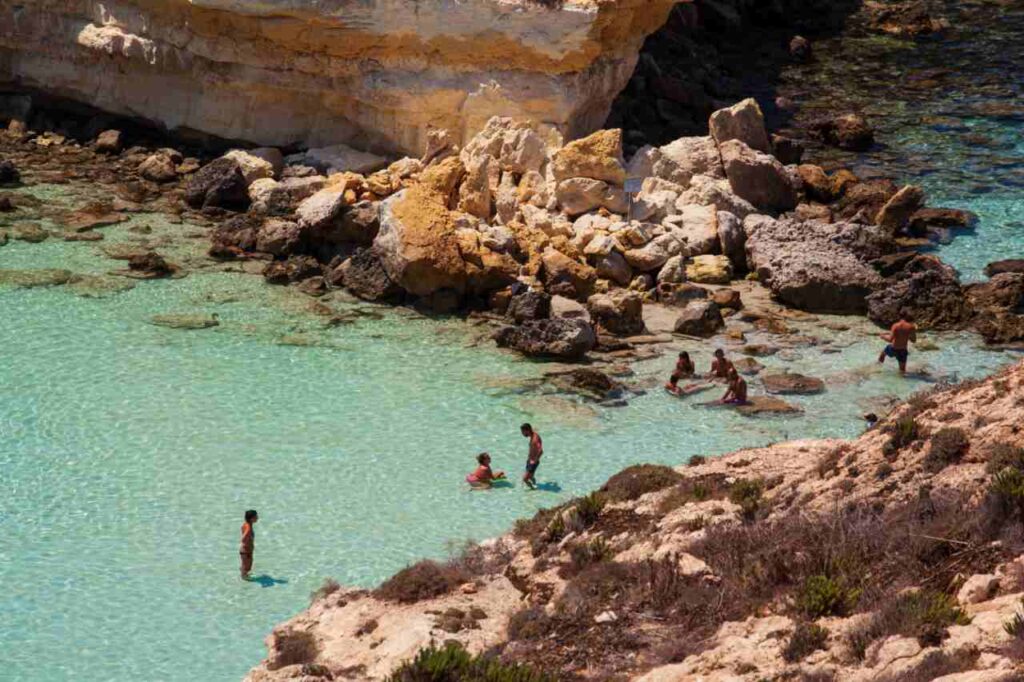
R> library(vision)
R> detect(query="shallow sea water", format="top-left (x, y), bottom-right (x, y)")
top-left (3, 7), bottom-right (1024, 677)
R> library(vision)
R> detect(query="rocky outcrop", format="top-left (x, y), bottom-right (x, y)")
top-left (745, 216), bottom-right (890, 314)
top-left (493, 317), bottom-right (596, 360)
top-left (0, 0), bottom-right (676, 155)
top-left (246, 362), bottom-right (1024, 682)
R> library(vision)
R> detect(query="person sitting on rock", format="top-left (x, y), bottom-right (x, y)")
top-left (708, 349), bottom-right (735, 380)
top-left (675, 351), bottom-right (695, 378)
top-left (466, 452), bottom-right (505, 489)
top-left (665, 372), bottom-right (683, 395)
top-left (721, 368), bottom-right (749, 405)
top-left (878, 313), bottom-right (917, 375)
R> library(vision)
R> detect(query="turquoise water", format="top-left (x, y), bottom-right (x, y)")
top-left (1, 190), bottom-right (1020, 681)
top-left (3, 8), bottom-right (1024, 674)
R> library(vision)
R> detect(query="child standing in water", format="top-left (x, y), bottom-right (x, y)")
top-left (521, 423), bottom-right (543, 490)
top-left (466, 452), bottom-right (506, 489)
top-left (240, 510), bottom-right (257, 580)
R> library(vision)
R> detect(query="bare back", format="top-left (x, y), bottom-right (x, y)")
top-left (890, 320), bottom-right (917, 349)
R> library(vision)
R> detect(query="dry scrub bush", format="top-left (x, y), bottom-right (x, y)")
top-left (269, 628), bottom-right (320, 670)
top-left (846, 590), bottom-right (970, 660)
top-left (925, 427), bottom-right (969, 471)
top-left (375, 560), bottom-right (468, 604)
top-left (782, 622), bottom-right (829, 662)
top-left (599, 464), bottom-right (684, 502)
top-left (309, 578), bottom-right (341, 603)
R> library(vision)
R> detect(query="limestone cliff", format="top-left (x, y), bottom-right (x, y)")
top-left (0, 0), bottom-right (676, 154)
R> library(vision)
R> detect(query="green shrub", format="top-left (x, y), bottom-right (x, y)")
top-left (882, 416), bottom-right (921, 458)
top-left (989, 466), bottom-right (1024, 527)
top-left (797, 574), bottom-right (860, 618)
top-left (375, 560), bottom-right (467, 604)
top-left (1003, 608), bottom-right (1024, 638)
top-left (925, 428), bottom-right (969, 471)
top-left (729, 478), bottom-right (764, 522)
top-left (782, 622), bottom-right (829, 662)
top-left (599, 464), bottom-right (684, 502)
top-left (847, 590), bottom-right (969, 659)
top-left (570, 493), bottom-right (603, 529)
top-left (386, 642), bottom-right (554, 681)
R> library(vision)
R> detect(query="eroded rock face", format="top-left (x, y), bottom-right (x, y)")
top-left (2, 0), bottom-right (676, 155)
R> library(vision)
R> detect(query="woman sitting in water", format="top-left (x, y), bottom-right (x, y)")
top-left (675, 351), bottom-right (695, 378)
top-left (466, 452), bottom-right (506, 489)
top-left (665, 372), bottom-right (683, 395)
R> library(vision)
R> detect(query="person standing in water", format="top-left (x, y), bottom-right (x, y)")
top-left (240, 510), bottom-right (257, 580)
top-left (879, 313), bottom-right (917, 375)
top-left (521, 423), bottom-right (543, 490)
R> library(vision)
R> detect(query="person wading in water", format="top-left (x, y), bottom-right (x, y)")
top-left (240, 510), bottom-right (257, 580)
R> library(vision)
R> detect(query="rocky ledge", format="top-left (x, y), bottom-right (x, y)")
top-left (246, 361), bottom-right (1024, 681)
top-left (0, 0), bottom-right (675, 155)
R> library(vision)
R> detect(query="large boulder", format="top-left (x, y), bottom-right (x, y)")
top-left (745, 217), bottom-right (890, 314)
top-left (209, 214), bottom-right (260, 259)
top-left (673, 300), bottom-right (724, 337)
top-left (587, 291), bottom-right (645, 336)
top-left (94, 130), bottom-right (123, 154)
top-left (457, 154), bottom-right (493, 220)
top-left (552, 129), bottom-right (626, 185)
top-left (716, 211), bottom-right (746, 271)
top-left (296, 188), bottom-right (347, 234)
top-left (333, 248), bottom-right (403, 302)
top-left (541, 248), bottom-right (598, 299)
top-left (866, 256), bottom-right (966, 329)
top-left (675, 174), bottom-right (758, 219)
top-left (835, 179), bottom-right (898, 224)
top-left (556, 178), bottom-right (627, 216)
top-left (256, 219), bottom-right (303, 256)
top-left (709, 98), bottom-right (771, 153)
top-left (811, 113), bottom-right (875, 151)
top-left (966, 273), bottom-right (1024, 310)
top-left (594, 250), bottom-right (633, 286)
top-left (460, 117), bottom-right (547, 175)
top-left (507, 291), bottom-right (552, 324)
top-left (624, 234), bottom-right (684, 272)
top-left (674, 204), bottom-right (720, 255)
top-left (249, 176), bottom-right (327, 215)
top-left (223, 149), bottom-right (276, 185)
top-left (0, 159), bottom-right (20, 185)
top-left (875, 185), bottom-right (925, 233)
top-left (262, 255), bottom-right (321, 285)
top-left (138, 153), bottom-right (178, 183)
top-left (719, 140), bottom-right (798, 212)
top-left (493, 318), bottom-right (597, 360)
top-left (373, 159), bottom-right (516, 298)
top-left (285, 144), bottom-right (388, 175)
top-left (628, 136), bottom-right (724, 186)
top-left (184, 158), bottom-right (250, 210)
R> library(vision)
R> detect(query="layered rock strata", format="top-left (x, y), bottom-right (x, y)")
top-left (0, 0), bottom-right (676, 154)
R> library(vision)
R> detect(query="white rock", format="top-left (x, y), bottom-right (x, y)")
top-left (717, 210), bottom-right (746, 271)
top-left (223, 149), bottom-right (276, 185)
top-left (296, 188), bottom-right (347, 230)
top-left (550, 295), bottom-right (590, 321)
top-left (675, 204), bottom-right (720, 255)
top-left (657, 254), bottom-right (686, 283)
top-left (594, 610), bottom-right (618, 624)
top-left (624, 233), bottom-right (683, 272)
top-left (709, 97), bottom-right (770, 153)
top-left (957, 574), bottom-right (1000, 605)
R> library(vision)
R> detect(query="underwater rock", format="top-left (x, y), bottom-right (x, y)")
top-left (150, 313), bottom-right (220, 330)
top-left (735, 396), bottom-right (802, 416)
top-left (762, 373), bottom-right (825, 395)
top-left (0, 268), bottom-right (73, 288)
top-left (11, 222), bottom-right (49, 243)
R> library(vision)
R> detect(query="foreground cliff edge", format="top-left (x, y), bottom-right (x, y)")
top-left (245, 361), bottom-right (1024, 681)
top-left (0, 0), bottom-right (675, 154)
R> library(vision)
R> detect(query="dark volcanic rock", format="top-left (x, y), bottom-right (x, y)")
top-left (810, 113), bottom-right (875, 151)
top-left (966, 273), bottom-right (1024, 312)
top-left (507, 291), bottom-right (552, 324)
top-left (184, 158), bottom-right (250, 210)
top-left (0, 159), bottom-right (20, 185)
top-left (673, 301), bottom-right (724, 337)
top-left (866, 256), bottom-right (966, 330)
top-left (128, 252), bottom-right (174, 278)
top-left (984, 260), bottom-right (1024, 278)
top-left (333, 248), bottom-right (403, 302)
top-left (770, 135), bottom-right (804, 166)
top-left (835, 179), bottom-right (897, 223)
top-left (209, 214), bottom-right (261, 259)
top-left (493, 318), bottom-right (596, 360)
top-left (262, 256), bottom-right (322, 285)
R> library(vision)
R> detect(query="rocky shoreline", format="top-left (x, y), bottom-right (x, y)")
top-left (245, 361), bottom-right (1024, 681)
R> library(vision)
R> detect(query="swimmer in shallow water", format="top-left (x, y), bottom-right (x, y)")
top-left (665, 372), bottom-right (683, 395)
top-left (675, 351), bottom-right (695, 378)
top-left (721, 368), bottom-right (749, 405)
top-left (466, 452), bottom-right (505, 489)
top-left (879, 314), bottom-right (917, 375)
top-left (708, 348), bottom-right (735, 380)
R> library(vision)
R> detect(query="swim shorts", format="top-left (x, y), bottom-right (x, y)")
top-left (525, 461), bottom-right (539, 475)
top-left (884, 345), bottom-right (909, 364)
